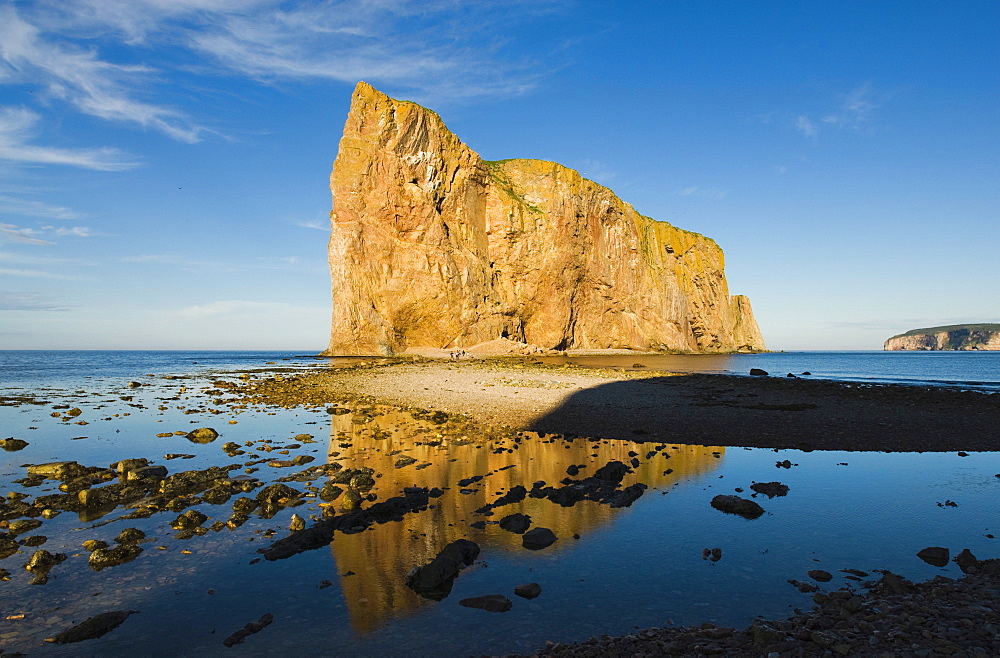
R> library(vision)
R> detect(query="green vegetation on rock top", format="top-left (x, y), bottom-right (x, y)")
top-left (890, 323), bottom-right (1000, 339)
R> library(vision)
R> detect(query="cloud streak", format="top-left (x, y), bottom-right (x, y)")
top-left (0, 5), bottom-right (204, 142)
top-left (0, 194), bottom-right (81, 219)
top-left (0, 290), bottom-right (69, 311)
top-left (1, 0), bottom-right (558, 149)
top-left (0, 106), bottom-right (137, 170)
top-left (0, 222), bottom-right (53, 245)
top-left (794, 83), bottom-right (886, 138)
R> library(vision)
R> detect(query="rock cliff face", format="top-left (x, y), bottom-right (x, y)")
top-left (884, 324), bottom-right (1000, 351)
top-left (325, 82), bottom-right (765, 355)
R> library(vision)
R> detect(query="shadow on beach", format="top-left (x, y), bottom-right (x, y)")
top-left (526, 374), bottom-right (1000, 452)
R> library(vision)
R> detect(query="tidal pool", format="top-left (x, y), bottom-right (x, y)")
top-left (0, 368), bottom-right (996, 656)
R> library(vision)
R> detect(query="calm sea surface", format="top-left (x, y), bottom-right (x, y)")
top-left (0, 350), bottom-right (997, 655)
top-left (3, 349), bottom-right (999, 390)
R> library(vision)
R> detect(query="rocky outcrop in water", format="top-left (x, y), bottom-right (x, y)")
top-left (884, 324), bottom-right (1000, 350)
top-left (324, 82), bottom-right (764, 355)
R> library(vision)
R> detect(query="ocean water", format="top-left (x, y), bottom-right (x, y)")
top-left (0, 350), bottom-right (997, 655)
top-left (3, 349), bottom-right (999, 391)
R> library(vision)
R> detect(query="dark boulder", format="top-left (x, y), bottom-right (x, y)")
top-left (498, 513), bottom-right (531, 534)
top-left (710, 494), bottom-right (765, 519)
top-left (916, 546), bottom-right (949, 567)
top-left (593, 461), bottom-right (628, 484)
top-left (750, 481), bottom-right (789, 498)
top-left (459, 594), bottom-right (512, 612)
top-left (522, 527), bottom-right (557, 550)
top-left (514, 582), bottom-right (541, 599)
top-left (45, 610), bottom-right (137, 644)
top-left (406, 539), bottom-right (480, 600)
top-left (955, 548), bottom-right (980, 573)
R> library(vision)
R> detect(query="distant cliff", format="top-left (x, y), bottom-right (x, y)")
top-left (884, 324), bottom-right (1000, 351)
top-left (324, 82), bottom-right (765, 356)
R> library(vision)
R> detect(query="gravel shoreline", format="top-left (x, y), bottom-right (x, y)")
top-left (523, 560), bottom-right (1000, 657)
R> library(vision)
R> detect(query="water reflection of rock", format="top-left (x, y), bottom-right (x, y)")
top-left (325, 406), bottom-right (724, 633)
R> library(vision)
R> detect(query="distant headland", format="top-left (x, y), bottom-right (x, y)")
top-left (322, 82), bottom-right (764, 356)
top-left (884, 323), bottom-right (1000, 351)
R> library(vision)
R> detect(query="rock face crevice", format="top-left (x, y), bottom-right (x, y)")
top-left (325, 82), bottom-right (764, 355)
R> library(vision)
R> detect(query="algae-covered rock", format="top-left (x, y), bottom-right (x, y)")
top-left (27, 461), bottom-right (89, 481)
top-left (171, 509), bottom-right (208, 530)
top-left (115, 528), bottom-right (146, 544)
top-left (186, 427), bottom-right (220, 443)
top-left (0, 438), bottom-right (28, 451)
top-left (89, 544), bottom-right (142, 570)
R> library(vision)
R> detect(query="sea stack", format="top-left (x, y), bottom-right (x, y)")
top-left (324, 82), bottom-right (765, 356)
top-left (884, 324), bottom-right (1000, 351)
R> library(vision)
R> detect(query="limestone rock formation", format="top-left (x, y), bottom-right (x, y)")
top-left (324, 82), bottom-right (765, 355)
top-left (884, 324), bottom-right (1000, 351)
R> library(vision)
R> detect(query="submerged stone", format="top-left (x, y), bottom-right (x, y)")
top-left (459, 594), bottom-right (512, 612)
top-left (46, 611), bottom-right (137, 644)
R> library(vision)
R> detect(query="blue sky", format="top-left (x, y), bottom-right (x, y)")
top-left (1, 0), bottom-right (997, 350)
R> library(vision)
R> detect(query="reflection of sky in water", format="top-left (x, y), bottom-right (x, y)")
top-left (0, 368), bottom-right (997, 656)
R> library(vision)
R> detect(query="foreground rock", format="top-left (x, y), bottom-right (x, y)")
top-left (406, 539), bottom-right (481, 600)
top-left (522, 527), bottom-right (558, 550)
top-left (323, 81), bottom-right (763, 356)
top-left (527, 560), bottom-right (1000, 657)
top-left (222, 613), bottom-right (273, 647)
top-left (459, 594), bottom-right (513, 612)
top-left (45, 611), bottom-right (137, 644)
top-left (710, 494), bottom-right (765, 519)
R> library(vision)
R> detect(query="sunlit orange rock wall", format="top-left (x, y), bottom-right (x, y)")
top-left (325, 82), bottom-right (765, 355)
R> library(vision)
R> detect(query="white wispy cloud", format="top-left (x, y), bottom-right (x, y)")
top-left (44, 225), bottom-right (92, 237)
top-left (3, 0), bottom-right (557, 144)
top-left (0, 222), bottom-right (54, 245)
top-left (676, 186), bottom-right (729, 200)
top-left (292, 219), bottom-right (329, 231)
top-left (0, 290), bottom-right (69, 311)
top-left (173, 299), bottom-right (323, 319)
top-left (794, 83), bottom-right (886, 138)
top-left (0, 106), bottom-right (137, 170)
top-left (0, 5), bottom-right (204, 142)
top-left (0, 194), bottom-right (81, 219)
top-left (795, 115), bottom-right (817, 137)
top-left (0, 266), bottom-right (80, 279)
top-left (0, 251), bottom-right (94, 268)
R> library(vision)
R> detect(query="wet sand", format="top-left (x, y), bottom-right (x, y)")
top-left (245, 358), bottom-right (1000, 452)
